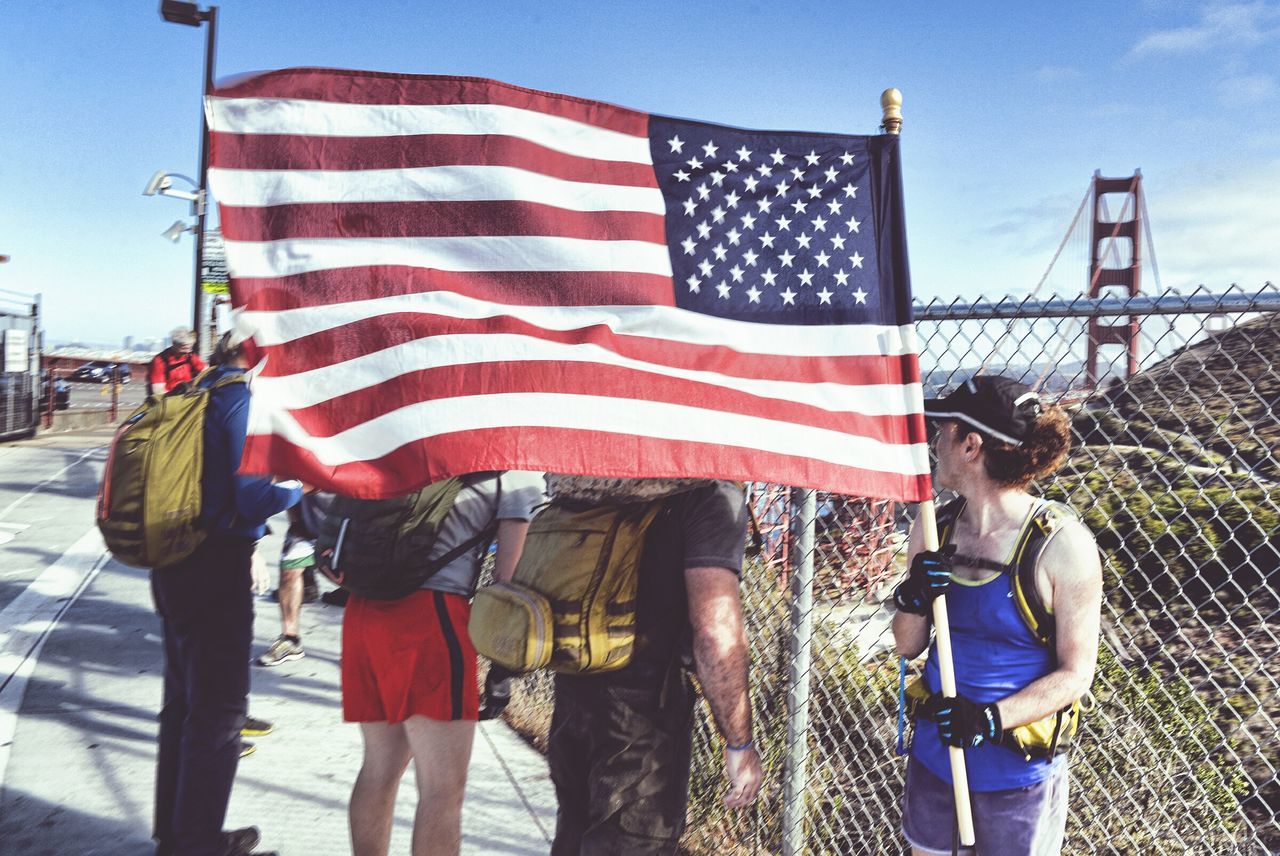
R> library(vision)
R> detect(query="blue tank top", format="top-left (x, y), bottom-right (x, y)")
top-left (911, 567), bottom-right (1065, 791)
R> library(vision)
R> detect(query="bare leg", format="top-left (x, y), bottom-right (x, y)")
top-left (278, 567), bottom-right (303, 638)
top-left (350, 722), bottom-right (412, 856)
top-left (402, 716), bottom-right (476, 856)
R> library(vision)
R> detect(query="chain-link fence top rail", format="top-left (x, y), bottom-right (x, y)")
top-left (501, 284), bottom-right (1280, 855)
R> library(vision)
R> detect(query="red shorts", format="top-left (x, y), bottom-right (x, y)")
top-left (341, 589), bottom-right (478, 723)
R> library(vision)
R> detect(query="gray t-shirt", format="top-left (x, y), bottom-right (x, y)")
top-left (422, 471), bottom-right (546, 597)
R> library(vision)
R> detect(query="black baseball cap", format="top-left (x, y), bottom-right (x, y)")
top-left (924, 376), bottom-right (1042, 447)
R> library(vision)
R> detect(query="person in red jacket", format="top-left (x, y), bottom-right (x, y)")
top-left (149, 326), bottom-right (207, 395)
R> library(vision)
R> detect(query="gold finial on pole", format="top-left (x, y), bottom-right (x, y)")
top-left (880, 88), bottom-right (903, 134)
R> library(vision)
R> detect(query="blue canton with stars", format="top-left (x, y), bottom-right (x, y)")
top-left (649, 116), bottom-right (911, 327)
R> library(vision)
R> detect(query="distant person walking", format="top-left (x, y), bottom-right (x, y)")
top-left (149, 326), bottom-right (206, 395)
top-left (151, 330), bottom-right (300, 856)
top-left (255, 489), bottom-right (333, 667)
top-left (893, 376), bottom-right (1102, 856)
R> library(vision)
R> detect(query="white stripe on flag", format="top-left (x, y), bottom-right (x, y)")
top-left (223, 235), bottom-right (674, 280)
top-left (247, 393), bottom-right (932, 475)
top-left (250, 332), bottom-right (924, 416)
top-left (241, 290), bottom-right (919, 358)
top-left (206, 97), bottom-right (654, 164)
top-left (208, 164), bottom-right (666, 213)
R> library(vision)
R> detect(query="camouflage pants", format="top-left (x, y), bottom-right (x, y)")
top-left (548, 668), bottom-right (695, 855)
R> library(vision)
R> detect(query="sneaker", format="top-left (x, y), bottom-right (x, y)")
top-left (240, 740), bottom-right (256, 758)
top-left (321, 588), bottom-right (349, 607)
top-left (255, 636), bottom-right (305, 667)
top-left (241, 715), bottom-right (275, 737)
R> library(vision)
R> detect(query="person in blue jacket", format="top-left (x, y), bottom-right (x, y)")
top-left (151, 330), bottom-right (301, 856)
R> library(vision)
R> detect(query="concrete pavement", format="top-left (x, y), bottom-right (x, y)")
top-left (0, 428), bottom-right (557, 855)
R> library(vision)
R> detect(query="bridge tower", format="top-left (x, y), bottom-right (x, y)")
top-left (1086, 170), bottom-right (1143, 387)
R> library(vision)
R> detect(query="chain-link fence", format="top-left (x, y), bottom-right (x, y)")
top-left (502, 284), bottom-right (1280, 855)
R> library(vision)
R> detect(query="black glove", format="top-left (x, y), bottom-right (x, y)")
top-left (479, 665), bottom-right (515, 721)
top-left (893, 546), bottom-right (955, 615)
top-left (925, 692), bottom-right (1003, 748)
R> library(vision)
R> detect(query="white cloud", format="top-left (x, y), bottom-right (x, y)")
top-left (1128, 1), bottom-right (1280, 59)
top-left (1218, 72), bottom-right (1278, 105)
top-left (1143, 157), bottom-right (1280, 290)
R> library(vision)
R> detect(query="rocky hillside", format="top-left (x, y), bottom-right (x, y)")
top-left (1102, 311), bottom-right (1280, 481)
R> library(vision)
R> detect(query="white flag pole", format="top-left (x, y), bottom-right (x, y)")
top-left (881, 87), bottom-right (976, 848)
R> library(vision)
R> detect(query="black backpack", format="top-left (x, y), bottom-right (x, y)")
top-left (316, 476), bottom-right (496, 600)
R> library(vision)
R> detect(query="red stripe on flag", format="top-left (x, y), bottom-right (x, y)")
top-left (270, 361), bottom-right (920, 446)
top-left (240, 425), bottom-right (933, 502)
top-left (212, 70), bottom-right (650, 137)
top-left (211, 132), bottom-right (659, 186)
top-left (220, 201), bottom-right (667, 244)
top-left (254, 312), bottom-right (920, 388)
top-left (233, 267), bottom-right (675, 311)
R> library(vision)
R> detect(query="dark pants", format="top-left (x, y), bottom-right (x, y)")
top-left (151, 534), bottom-right (256, 856)
top-left (548, 667), bottom-right (695, 856)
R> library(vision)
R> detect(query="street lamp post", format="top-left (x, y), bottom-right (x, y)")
top-left (160, 1), bottom-right (219, 356)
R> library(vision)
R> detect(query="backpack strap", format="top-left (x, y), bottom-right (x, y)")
top-left (934, 496), bottom-right (966, 548)
top-left (1008, 500), bottom-right (1077, 649)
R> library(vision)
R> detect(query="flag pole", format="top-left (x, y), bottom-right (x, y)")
top-left (882, 86), bottom-right (976, 848)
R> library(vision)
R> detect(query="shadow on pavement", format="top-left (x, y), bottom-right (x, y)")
top-left (0, 788), bottom-right (154, 856)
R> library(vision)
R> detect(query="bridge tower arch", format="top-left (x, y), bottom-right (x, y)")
top-left (1086, 170), bottom-right (1144, 387)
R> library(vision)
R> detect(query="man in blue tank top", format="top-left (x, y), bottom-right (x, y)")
top-left (892, 376), bottom-right (1103, 856)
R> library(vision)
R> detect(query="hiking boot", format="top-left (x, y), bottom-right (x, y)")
top-left (240, 740), bottom-right (256, 758)
top-left (224, 827), bottom-right (261, 854)
top-left (155, 826), bottom-right (260, 856)
top-left (321, 588), bottom-right (349, 607)
top-left (241, 715), bottom-right (275, 737)
top-left (255, 635), bottom-right (305, 667)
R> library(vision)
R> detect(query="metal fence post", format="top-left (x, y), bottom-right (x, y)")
top-left (782, 487), bottom-right (818, 856)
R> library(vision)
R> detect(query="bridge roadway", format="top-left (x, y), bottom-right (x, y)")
top-left (0, 427), bottom-right (555, 855)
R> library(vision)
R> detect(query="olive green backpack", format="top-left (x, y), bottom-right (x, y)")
top-left (469, 498), bottom-right (663, 675)
top-left (96, 369), bottom-right (246, 569)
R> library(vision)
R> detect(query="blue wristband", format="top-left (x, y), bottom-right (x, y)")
top-left (726, 738), bottom-right (754, 752)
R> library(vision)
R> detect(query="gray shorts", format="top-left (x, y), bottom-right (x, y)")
top-left (902, 755), bottom-right (1069, 856)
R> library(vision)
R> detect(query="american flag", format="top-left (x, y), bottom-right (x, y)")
top-left (207, 69), bottom-right (931, 502)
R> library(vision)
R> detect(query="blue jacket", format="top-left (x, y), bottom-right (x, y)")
top-left (198, 366), bottom-right (301, 539)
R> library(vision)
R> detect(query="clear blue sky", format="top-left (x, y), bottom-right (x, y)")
top-left (2, 0), bottom-right (1276, 345)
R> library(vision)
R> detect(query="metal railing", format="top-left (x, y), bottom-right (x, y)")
top-left (502, 284), bottom-right (1280, 855)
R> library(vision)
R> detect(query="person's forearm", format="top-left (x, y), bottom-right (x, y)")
top-left (693, 631), bottom-right (753, 746)
top-left (892, 611), bottom-right (931, 659)
top-left (233, 475), bottom-right (301, 522)
top-left (995, 665), bottom-right (1094, 728)
top-left (493, 519), bottom-right (530, 582)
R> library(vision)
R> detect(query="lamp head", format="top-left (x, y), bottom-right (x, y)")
top-left (160, 1), bottom-right (205, 26)
top-left (162, 220), bottom-right (191, 242)
top-left (143, 170), bottom-right (171, 197)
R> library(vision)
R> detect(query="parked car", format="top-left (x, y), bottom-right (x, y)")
top-left (71, 361), bottom-right (131, 383)
top-left (40, 377), bottom-right (71, 411)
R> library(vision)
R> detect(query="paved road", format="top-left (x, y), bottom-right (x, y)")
top-left (0, 428), bottom-right (556, 855)
top-left (59, 379), bottom-right (145, 413)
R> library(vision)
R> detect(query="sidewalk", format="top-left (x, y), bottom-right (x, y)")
top-left (0, 518), bottom-right (557, 855)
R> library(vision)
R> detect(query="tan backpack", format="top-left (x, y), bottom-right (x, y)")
top-left (96, 370), bottom-right (245, 568)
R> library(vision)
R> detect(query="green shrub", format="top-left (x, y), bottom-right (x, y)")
top-left (1067, 647), bottom-right (1251, 851)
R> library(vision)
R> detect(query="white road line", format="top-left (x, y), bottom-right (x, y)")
top-left (0, 447), bottom-right (106, 522)
top-left (0, 527), bottom-right (108, 794)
